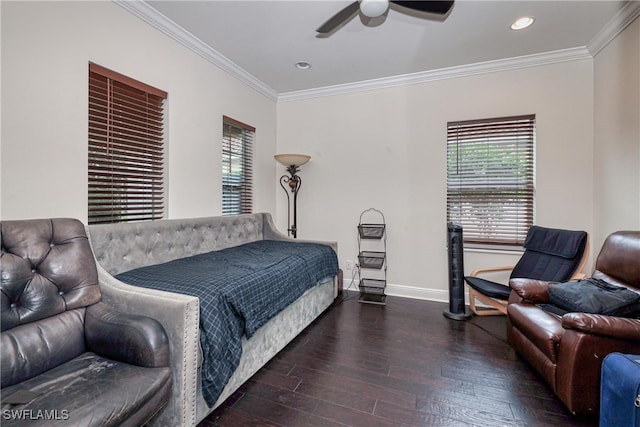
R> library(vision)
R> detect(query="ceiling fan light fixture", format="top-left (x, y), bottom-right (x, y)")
top-left (360, 0), bottom-right (389, 18)
top-left (511, 16), bottom-right (535, 30)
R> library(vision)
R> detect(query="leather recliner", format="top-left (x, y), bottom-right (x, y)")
top-left (506, 230), bottom-right (640, 416)
top-left (1, 218), bottom-right (172, 426)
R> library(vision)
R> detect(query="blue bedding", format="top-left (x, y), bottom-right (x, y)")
top-left (115, 239), bottom-right (338, 406)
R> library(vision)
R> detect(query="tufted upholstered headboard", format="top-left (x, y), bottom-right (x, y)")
top-left (87, 213), bottom-right (273, 276)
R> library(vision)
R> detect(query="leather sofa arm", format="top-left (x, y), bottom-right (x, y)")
top-left (562, 312), bottom-right (640, 341)
top-left (85, 302), bottom-right (170, 368)
top-left (509, 278), bottom-right (555, 303)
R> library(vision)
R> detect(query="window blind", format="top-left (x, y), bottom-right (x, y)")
top-left (88, 63), bottom-right (167, 224)
top-left (447, 114), bottom-right (535, 246)
top-left (222, 116), bottom-right (254, 215)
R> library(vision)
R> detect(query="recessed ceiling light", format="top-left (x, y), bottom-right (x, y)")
top-left (511, 16), bottom-right (535, 30)
top-left (295, 61), bottom-right (311, 70)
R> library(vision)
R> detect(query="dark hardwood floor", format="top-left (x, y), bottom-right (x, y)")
top-left (198, 292), bottom-right (597, 427)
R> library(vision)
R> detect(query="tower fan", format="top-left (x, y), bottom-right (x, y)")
top-left (443, 222), bottom-right (472, 320)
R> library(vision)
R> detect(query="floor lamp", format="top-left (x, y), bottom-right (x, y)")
top-left (275, 154), bottom-right (310, 238)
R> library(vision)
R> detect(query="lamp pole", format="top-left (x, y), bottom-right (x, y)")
top-left (275, 154), bottom-right (310, 239)
top-left (279, 165), bottom-right (302, 238)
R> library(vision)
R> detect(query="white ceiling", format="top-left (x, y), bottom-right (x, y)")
top-left (135, 1), bottom-right (634, 96)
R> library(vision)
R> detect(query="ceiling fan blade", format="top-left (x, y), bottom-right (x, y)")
top-left (390, 1), bottom-right (454, 15)
top-left (316, 1), bottom-right (361, 34)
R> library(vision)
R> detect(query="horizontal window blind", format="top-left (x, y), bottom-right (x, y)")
top-left (222, 116), bottom-right (254, 215)
top-left (88, 63), bottom-right (167, 224)
top-left (447, 114), bottom-right (535, 245)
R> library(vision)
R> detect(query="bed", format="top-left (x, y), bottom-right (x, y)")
top-left (87, 213), bottom-right (339, 426)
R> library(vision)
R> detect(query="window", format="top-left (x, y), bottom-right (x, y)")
top-left (222, 116), bottom-right (254, 215)
top-left (447, 114), bottom-right (535, 246)
top-left (88, 63), bottom-right (167, 224)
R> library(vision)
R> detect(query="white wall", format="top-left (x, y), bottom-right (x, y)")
top-left (277, 60), bottom-right (595, 300)
top-left (593, 16), bottom-right (640, 251)
top-left (2, 1), bottom-right (637, 303)
top-left (1, 1), bottom-right (277, 222)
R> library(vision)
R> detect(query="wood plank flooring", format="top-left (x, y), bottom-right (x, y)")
top-left (198, 292), bottom-right (598, 427)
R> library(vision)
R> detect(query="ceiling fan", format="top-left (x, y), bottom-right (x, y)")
top-left (316, 0), bottom-right (455, 35)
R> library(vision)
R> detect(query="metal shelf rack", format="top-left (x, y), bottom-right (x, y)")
top-left (357, 208), bottom-right (387, 305)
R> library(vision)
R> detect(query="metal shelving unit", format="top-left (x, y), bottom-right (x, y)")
top-left (357, 208), bottom-right (387, 305)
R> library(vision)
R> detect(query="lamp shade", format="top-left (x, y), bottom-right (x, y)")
top-left (274, 154), bottom-right (311, 167)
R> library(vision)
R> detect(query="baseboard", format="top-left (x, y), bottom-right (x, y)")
top-left (342, 279), bottom-right (474, 304)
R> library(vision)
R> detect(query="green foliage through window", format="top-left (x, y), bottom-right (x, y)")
top-left (447, 115), bottom-right (535, 245)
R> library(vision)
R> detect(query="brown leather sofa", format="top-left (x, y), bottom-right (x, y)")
top-left (1, 218), bottom-right (172, 426)
top-left (507, 230), bottom-right (640, 416)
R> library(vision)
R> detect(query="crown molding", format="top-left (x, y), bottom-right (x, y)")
top-left (116, 0), bottom-right (636, 104)
top-left (114, 0), bottom-right (279, 102)
top-left (587, 0), bottom-right (640, 56)
top-left (278, 47), bottom-right (592, 102)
